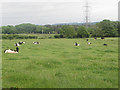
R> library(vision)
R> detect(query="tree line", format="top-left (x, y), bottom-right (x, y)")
top-left (1, 19), bottom-right (119, 38)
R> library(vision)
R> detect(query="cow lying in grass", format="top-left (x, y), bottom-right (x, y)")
top-left (88, 42), bottom-right (91, 44)
top-left (103, 44), bottom-right (107, 46)
top-left (74, 42), bottom-right (80, 46)
top-left (19, 41), bottom-right (25, 44)
top-left (101, 37), bottom-right (105, 40)
top-left (33, 42), bottom-right (40, 44)
top-left (4, 47), bottom-right (19, 53)
top-left (86, 39), bottom-right (88, 41)
top-left (94, 37), bottom-right (97, 40)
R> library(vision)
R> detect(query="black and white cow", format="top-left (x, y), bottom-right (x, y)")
top-left (19, 41), bottom-right (25, 45)
top-left (74, 42), bottom-right (80, 46)
top-left (4, 47), bottom-right (19, 53)
top-left (15, 43), bottom-right (20, 46)
top-left (15, 41), bottom-right (25, 46)
top-left (88, 42), bottom-right (91, 45)
top-left (33, 42), bottom-right (40, 44)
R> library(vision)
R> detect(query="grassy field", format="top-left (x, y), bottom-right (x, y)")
top-left (1, 34), bottom-right (55, 39)
top-left (2, 38), bottom-right (118, 88)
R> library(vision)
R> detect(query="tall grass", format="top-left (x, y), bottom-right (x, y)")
top-left (2, 38), bottom-right (118, 88)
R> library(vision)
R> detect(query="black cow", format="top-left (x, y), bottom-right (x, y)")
top-left (94, 37), bottom-right (97, 40)
top-left (86, 39), bottom-right (88, 41)
top-left (101, 37), bottom-right (104, 39)
top-left (103, 44), bottom-right (107, 46)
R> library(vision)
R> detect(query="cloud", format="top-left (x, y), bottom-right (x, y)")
top-left (1, 0), bottom-right (119, 26)
top-left (1, 0), bottom-right (83, 2)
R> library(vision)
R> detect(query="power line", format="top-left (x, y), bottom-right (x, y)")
top-left (84, 0), bottom-right (90, 28)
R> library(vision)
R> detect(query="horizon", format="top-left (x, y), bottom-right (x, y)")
top-left (1, 20), bottom-right (119, 26)
top-left (1, 20), bottom-right (118, 26)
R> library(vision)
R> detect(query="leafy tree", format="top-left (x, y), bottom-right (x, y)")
top-left (2, 25), bottom-right (17, 34)
top-left (60, 25), bottom-right (76, 38)
top-left (76, 26), bottom-right (90, 38)
top-left (35, 25), bottom-right (43, 33)
top-left (96, 20), bottom-right (118, 37)
top-left (15, 23), bottom-right (36, 34)
top-left (91, 25), bottom-right (104, 37)
top-left (42, 26), bottom-right (50, 34)
top-left (118, 21), bottom-right (120, 37)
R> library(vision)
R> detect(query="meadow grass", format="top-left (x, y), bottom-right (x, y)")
top-left (2, 38), bottom-right (118, 88)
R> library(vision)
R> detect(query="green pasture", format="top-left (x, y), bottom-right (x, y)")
top-left (2, 38), bottom-right (118, 88)
top-left (15, 34), bottom-right (55, 39)
top-left (1, 34), bottom-right (55, 39)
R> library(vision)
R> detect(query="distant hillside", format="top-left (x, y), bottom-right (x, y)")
top-left (52, 22), bottom-right (99, 25)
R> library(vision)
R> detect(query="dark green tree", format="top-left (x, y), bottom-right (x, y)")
top-left (96, 20), bottom-right (118, 37)
top-left (15, 23), bottom-right (36, 34)
top-left (76, 26), bottom-right (90, 38)
top-left (2, 25), bottom-right (17, 34)
top-left (35, 25), bottom-right (43, 33)
top-left (60, 25), bottom-right (76, 38)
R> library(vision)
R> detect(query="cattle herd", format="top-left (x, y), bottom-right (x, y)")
top-left (74, 37), bottom-right (107, 46)
top-left (4, 41), bottom-right (40, 53)
top-left (4, 37), bottom-right (107, 53)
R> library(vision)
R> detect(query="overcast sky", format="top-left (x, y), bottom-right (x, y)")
top-left (0, 0), bottom-right (119, 26)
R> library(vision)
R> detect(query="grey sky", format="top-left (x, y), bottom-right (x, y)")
top-left (0, 0), bottom-right (119, 26)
